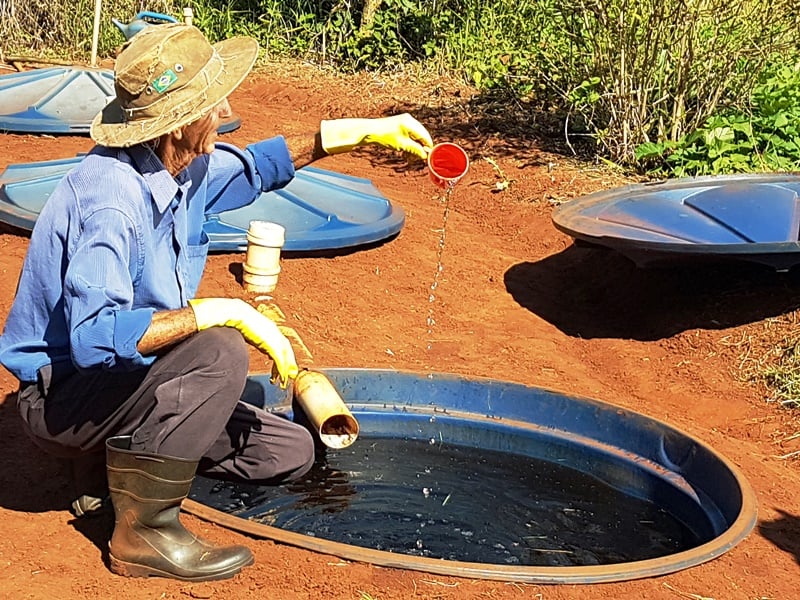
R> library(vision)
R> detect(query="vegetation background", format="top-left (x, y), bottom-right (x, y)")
top-left (0, 0), bottom-right (797, 403)
top-left (3, 0), bottom-right (800, 175)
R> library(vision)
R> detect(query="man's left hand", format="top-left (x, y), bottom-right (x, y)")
top-left (320, 113), bottom-right (434, 160)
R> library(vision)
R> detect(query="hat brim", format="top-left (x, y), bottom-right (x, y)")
top-left (90, 36), bottom-right (258, 148)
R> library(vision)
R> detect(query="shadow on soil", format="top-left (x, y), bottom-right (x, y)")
top-left (504, 244), bottom-right (800, 341)
top-left (0, 392), bottom-right (69, 513)
top-left (355, 90), bottom-right (572, 175)
top-left (391, 89), bottom-right (572, 161)
top-left (0, 392), bottom-right (113, 558)
top-left (759, 510), bottom-right (800, 566)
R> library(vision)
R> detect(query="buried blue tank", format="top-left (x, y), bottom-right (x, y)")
top-left (185, 368), bottom-right (757, 584)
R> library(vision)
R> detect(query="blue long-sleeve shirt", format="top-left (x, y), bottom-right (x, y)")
top-left (0, 136), bottom-right (294, 383)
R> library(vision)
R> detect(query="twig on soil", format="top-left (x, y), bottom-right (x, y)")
top-left (5, 54), bottom-right (76, 67)
top-left (500, 582), bottom-right (544, 597)
top-left (420, 579), bottom-right (459, 587)
top-left (482, 155), bottom-right (512, 192)
top-left (663, 582), bottom-right (715, 600)
top-left (773, 449), bottom-right (800, 460)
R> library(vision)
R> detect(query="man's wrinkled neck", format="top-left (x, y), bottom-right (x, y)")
top-left (155, 134), bottom-right (196, 178)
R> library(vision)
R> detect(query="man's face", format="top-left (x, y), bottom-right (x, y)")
top-left (182, 97), bottom-right (232, 156)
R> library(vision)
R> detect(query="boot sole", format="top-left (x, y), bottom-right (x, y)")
top-left (109, 554), bottom-right (255, 581)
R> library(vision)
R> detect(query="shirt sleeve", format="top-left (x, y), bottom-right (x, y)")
top-left (64, 202), bottom-right (155, 372)
top-left (203, 137), bottom-right (296, 214)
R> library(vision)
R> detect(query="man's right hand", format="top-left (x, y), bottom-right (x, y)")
top-left (188, 298), bottom-right (299, 387)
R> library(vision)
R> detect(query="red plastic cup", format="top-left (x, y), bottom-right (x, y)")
top-left (428, 142), bottom-right (469, 188)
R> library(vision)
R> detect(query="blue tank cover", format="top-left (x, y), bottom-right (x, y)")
top-left (552, 174), bottom-right (800, 270)
top-left (0, 66), bottom-right (242, 135)
top-left (0, 157), bottom-right (404, 252)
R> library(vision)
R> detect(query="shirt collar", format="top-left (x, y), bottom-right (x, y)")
top-left (126, 144), bottom-right (183, 213)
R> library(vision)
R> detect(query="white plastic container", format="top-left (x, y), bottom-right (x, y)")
top-left (243, 221), bottom-right (285, 293)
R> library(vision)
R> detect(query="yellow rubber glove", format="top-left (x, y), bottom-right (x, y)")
top-left (188, 298), bottom-right (299, 388)
top-left (320, 113), bottom-right (434, 159)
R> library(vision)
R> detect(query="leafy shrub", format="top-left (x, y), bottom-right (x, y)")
top-left (636, 61), bottom-right (800, 176)
top-left (534, 0), bottom-right (800, 164)
top-left (4, 0), bottom-right (800, 175)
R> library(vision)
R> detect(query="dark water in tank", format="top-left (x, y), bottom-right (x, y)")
top-left (191, 436), bottom-right (704, 566)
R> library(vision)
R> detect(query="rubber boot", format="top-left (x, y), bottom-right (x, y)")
top-left (106, 435), bottom-right (254, 581)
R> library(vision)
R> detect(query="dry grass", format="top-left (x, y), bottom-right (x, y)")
top-left (726, 310), bottom-right (800, 409)
top-left (0, 0), bottom-right (177, 60)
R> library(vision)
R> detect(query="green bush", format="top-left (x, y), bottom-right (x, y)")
top-left (636, 60), bottom-right (800, 176)
top-left (3, 0), bottom-right (800, 174)
top-left (533, 0), bottom-right (800, 164)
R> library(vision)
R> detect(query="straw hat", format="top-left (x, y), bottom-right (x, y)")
top-left (91, 23), bottom-right (258, 147)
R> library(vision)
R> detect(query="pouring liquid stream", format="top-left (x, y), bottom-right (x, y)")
top-left (426, 185), bottom-right (454, 351)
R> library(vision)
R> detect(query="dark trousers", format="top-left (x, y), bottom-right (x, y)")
top-left (16, 328), bottom-right (315, 484)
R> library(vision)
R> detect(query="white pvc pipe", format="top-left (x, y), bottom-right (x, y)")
top-left (90, 0), bottom-right (102, 67)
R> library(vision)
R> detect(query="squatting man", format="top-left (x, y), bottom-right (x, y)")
top-left (0, 23), bottom-right (434, 581)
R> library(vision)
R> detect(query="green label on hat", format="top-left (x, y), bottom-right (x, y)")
top-left (152, 69), bottom-right (178, 93)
